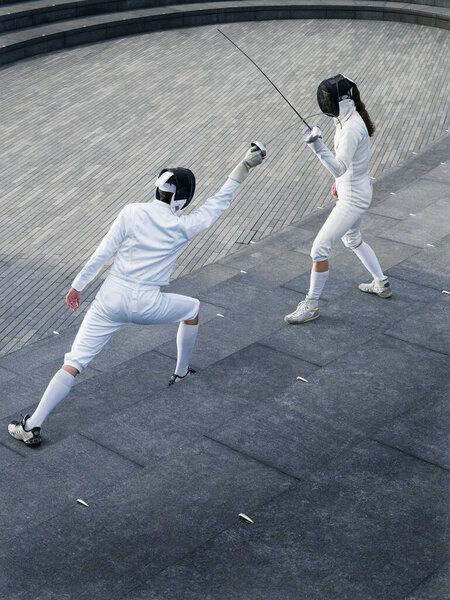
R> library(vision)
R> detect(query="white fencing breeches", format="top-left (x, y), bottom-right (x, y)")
top-left (64, 276), bottom-right (200, 373)
top-left (310, 200), bottom-right (366, 261)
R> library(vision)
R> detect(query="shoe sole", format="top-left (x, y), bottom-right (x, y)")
top-left (168, 370), bottom-right (197, 386)
top-left (24, 438), bottom-right (41, 446)
top-left (359, 288), bottom-right (392, 298)
top-left (9, 434), bottom-right (41, 446)
top-left (284, 313), bottom-right (320, 324)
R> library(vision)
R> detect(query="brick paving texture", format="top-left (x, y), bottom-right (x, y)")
top-left (1, 18), bottom-right (449, 355)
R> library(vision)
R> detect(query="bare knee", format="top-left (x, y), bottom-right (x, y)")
top-left (313, 259), bottom-right (329, 273)
top-left (182, 312), bottom-right (199, 325)
top-left (62, 365), bottom-right (79, 377)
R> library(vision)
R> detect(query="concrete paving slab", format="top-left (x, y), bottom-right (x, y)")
top-left (274, 335), bottom-right (448, 434)
top-left (207, 401), bottom-right (362, 480)
top-left (0, 433), bottom-right (143, 544)
top-left (358, 209), bottom-right (403, 235)
top-left (0, 439), bottom-right (294, 600)
top-left (0, 325), bottom-right (78, 372)
top-left (0, 376), bottom-right (43, 420)
top-left (0, 442), bottom-right (24, 467)
top-left (386, 295), bottom-right (449, 355)
top-left (420, 163), bottom-right (449, 184)
top-left (373, 390), bottom-right (450, 470)
top-left (0, 364), bottom-right (17, 383)
top-left (82, 406), bottom-right (203, 467)
top-left (369, 177), bottom-right (448, 220)
top-left (406, 561), bottom-right (450, 600)
top-left (197, 275), bottom-right (266, 311)
top-left (234, 249), bottom-right (313, 288)
top-left (378, 198), bottom-right (450, 247)
top-left (156, 341), bottom-right (318, 426)
top-left (330, 275), bottom-right (442, 329)
top-left (128, 441), bottom-right (449, 600)
top-left (387, 237), bottom-right (450, 291)
top-left (260, 302), bottom-right (375, 366)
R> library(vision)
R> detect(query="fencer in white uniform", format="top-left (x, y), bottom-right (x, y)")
top-left (8, 143), bottom-right (266, 446)
top-left (285, 75), bottom-right (391, 324)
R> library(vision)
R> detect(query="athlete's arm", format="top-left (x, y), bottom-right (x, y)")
top-left (70, 205), bottom-right (129, 293)
top-left (180, 144), bottom-right (265, 240)
top-left (179, 178), bottom-right (240, 240)
top-left (304, 124), bottom-right (361, 179)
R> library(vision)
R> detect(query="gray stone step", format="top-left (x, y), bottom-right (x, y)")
top-left (0, 0), bottom-right (448, 66)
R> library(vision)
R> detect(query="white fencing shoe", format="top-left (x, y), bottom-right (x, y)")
top-left (8, 414), bottom-right (41, 446)
top-left (284, 299), bottom-right (320, 324)
top-left (359, 278), bottom-right (392, 298)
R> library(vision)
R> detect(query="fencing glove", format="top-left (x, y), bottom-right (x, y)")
top-left (303, 126), bottom-right (325, 153)
top-left (229, 143), bottom-right (266, 183)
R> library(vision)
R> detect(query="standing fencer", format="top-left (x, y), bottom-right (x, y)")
top-left (285, 75), bottom-right (391, 324)
top-left (8, 143), bottom-right (266, 446)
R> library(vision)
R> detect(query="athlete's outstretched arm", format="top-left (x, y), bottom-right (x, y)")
top-left (180, 145), bottom-right (265, 240)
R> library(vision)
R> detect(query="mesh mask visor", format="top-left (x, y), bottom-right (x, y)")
top-left (317, 74), bottom-right (353, 117)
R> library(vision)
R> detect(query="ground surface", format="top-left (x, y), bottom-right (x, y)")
top-left (1, 18), bottom-right (449, 354)
top-left (0, 16), bottom-right (449, 600)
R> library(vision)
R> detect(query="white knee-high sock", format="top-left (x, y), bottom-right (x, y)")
top-left (25, 369), bottom-right (75, 430)
top-left (175, 323), bottom-right (198, 377)
top-left (353, 242), bottom-right (385, 280)
top-left (306, 269), bottom-right (329, 301)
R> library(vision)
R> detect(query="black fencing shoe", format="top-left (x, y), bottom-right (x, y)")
top-left (8, 414), bottom-right (41, 446)
top-left (168, 368), bottom-right (197, 386)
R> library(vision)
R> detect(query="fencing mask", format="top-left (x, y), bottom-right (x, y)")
top-left (155, 167), bottom-right (196, 215)
top-left (317, 74), bottom-right (354, 118)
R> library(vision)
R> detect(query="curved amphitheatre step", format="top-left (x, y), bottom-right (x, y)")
top-left (0, 0), bottom-right (448, 67)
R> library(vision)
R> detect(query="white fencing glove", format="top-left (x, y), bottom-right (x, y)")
top-left (303, 126), bottom-right (325, 153)
top-left (229, 142), bottom-right (266, 183)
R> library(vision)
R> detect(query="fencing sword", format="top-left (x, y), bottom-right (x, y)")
top-left (217, 28), bottom-right (312, 131)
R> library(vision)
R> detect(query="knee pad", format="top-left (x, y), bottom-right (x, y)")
top-left (342, 231), bottom-right (362, 248)
top-left (310, 238), bottom-right (329, 261)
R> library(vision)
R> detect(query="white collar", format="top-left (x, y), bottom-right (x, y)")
top-left (334, 99), bottom-right (355, 127)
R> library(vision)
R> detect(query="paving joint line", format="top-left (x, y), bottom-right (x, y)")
top-left (370, 438), bottom-right (450, 474)
top-left (78, 432), bottom-right (147, 469)
top-left (255, 341), bottom-right (324, 368)
top-left (403, 560), bottom-right (449, 598)
top-left (121, 483), bottom-right (297, 598)
top-left (203, 433), bottom-right (304, 482)
top-left (384, 332), bottom-right (449, 357)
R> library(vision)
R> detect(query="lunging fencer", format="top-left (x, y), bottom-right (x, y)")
top-left (285, 75), bottom-right (391, 324)
top-left (8, 143), bottom-right (266, 446)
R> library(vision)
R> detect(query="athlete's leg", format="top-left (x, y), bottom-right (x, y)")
top-left (285, 202), bottom-right (364, 323)
top-left (175, 313), bottom-right (199, 378)
top-left (133, 290), bottom-right (200, 382)
top-left (21, 300), bottom-right (126, 434)
top-left (341, 222), bottom-right (392, 298)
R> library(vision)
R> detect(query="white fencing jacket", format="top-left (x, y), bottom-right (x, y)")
top-left (72, 177), bottom-right (240, 292)
top-left (311, 100), bottom-right (372, 209)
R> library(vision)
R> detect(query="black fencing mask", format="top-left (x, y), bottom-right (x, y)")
top-left (317, 74), bottom-right (354, 117)
top-left (155, 167), bottom-right (196, 215)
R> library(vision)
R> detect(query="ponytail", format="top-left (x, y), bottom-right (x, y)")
top-left (352, 84), bottom-right (375, 137)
